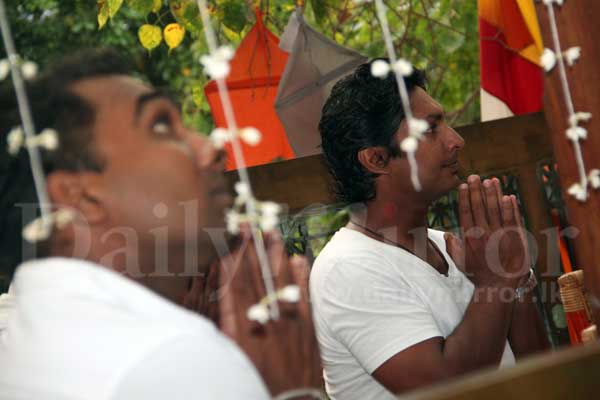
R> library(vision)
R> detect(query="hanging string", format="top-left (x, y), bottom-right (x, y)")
top-left (541, 0), bottom-right (597, 201)
top-left (0, 0), bottom-right (52, 226)
top-left (196, 0), bottom-right (280, 320)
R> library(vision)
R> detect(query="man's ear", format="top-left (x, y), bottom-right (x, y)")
top-left (46, 171), bottom-right (107, 224)
top-left (357, 147), bottom-right (392, 175)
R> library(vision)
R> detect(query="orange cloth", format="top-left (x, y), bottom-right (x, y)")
top-left (205, 10), bottom-right (295, 171)
top-left (478, 0), bottom-right (543, 114)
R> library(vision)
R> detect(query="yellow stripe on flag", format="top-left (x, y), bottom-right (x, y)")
top-left (516, 0), bottom-right (543, 66)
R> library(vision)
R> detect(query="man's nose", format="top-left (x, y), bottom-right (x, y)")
top-left (445, 126), bottom-right (465, 152)
top-left (187, 132), bottom-right (227, 171)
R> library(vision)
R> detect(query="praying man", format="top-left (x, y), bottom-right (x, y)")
top-left (309, 59), bottom-right (550, 399)
top-left (0, 48), bottom-right (320, 399)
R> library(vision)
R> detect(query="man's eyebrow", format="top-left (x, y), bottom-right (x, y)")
top-left (135, 90), bottom-right (180, 120)
top-left (426, 112), bottom-right (444, 122)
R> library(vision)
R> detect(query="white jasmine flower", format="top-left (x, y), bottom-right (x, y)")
top-left (568, 112), bottom-right (592, 126)
top-left (22, 217), bottom-right (52, 242)
top-left (225, 209), bottom-right (241, 234)
top-left (542, 0), bottom-right (563, 5)
top-left (239, 127), bottom-right (262, 146)
top-left (566, 125), bottom-right (587, 141)
top-left (408, 118), bottom-right (429, 138)
top-left (392, 59), bottom-right (413, 76)
top-left (563, 47), bottom-right (581, 67)
top-left (7, 126), bottom-right (24, 155)
top-left (247, 303), bottom-right (270, 324)
top-left (400, 136), bottom-right (418, 153)
top-left (209, 127), bottom-right (232, 149)
top-left (589, 169), bottom-right (600, 189)
top-left (278, 285), bottom-right (300, 302)
top-left (33, 128), bottom-right (59, 150)
top-left (0, 59), bottom-right (9, 81)
top-left (199, 45), bottom-right (234, 79)
top-left (260, 201), bottom-right (281, 217)
top-left (568, 183), bottom-right (587, 202)
top-left (54, 208), bottom-right (75, 228)
top-left (541, 48), bottom-right (557, 72)
top-left (370, 59), bottom-right (390, 78)
top-left (234, 181), bottom-right (250, 198)
top-left (259, 214), bottom-right (279, 232)
top-left (21, 61), bottom-right (38, 80)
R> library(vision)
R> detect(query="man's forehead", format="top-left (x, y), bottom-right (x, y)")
top-left (69, 75), bottom-right (153, 109)
top-left (410, 87), bottom-right (444, 116)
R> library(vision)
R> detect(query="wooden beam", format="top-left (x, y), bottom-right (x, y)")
top-left (535, 2), bottom-right (600, 325)
top-left (226, 112), bottom-right (553, 213)
top-left (403, 343), bottom-right (600, 400)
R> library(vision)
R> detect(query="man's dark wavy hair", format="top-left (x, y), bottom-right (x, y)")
top-left (0, 48), bottom-right (132, 293)
top-left (319, 59), bottom-right (426, 204)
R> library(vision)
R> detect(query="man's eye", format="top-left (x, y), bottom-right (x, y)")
top-left (426, 124), bottom-right (438, 133)
top-left (151, 117), bottom-right (172, 136)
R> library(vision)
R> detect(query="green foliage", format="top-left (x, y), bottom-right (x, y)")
top-left (3, 0), bottom-right (481, 138)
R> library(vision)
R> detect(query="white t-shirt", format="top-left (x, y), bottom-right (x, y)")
top-left (0, 257), bottom-right (270, 400)
top-left (0, 285), bottom-right (14, 332)
top-left (310, 228), bottom-right (515, 400)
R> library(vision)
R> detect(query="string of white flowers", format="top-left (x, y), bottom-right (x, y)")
top-left (195, 0), bottom-right (281, 320)
top-left (540, 0), bottom-right (599, 201)
top-left (372, 0), bottom-right (429, 192)
top-left (0, 0), bottom-right (52, 226)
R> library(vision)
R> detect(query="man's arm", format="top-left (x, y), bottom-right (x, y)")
top-left (372, 284), bottom-right (515, 393)
top-left (373, 176), bottom-right (529, 394)
top-left (508, 288), bottom-right (551, 358)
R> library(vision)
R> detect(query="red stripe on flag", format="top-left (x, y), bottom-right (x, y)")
top-left (479, 18), bottom-right (543, 115)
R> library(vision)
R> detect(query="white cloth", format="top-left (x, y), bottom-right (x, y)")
top-left (0, 284), bottom-right (14, 331)
top-left (0, 257), bottom-right (269, 400)
top-left (310, 228), bottom-right (515, 400)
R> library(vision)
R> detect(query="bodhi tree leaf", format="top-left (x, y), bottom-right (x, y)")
top-left (128, 0), bottom-right (154, 15)
top-left (138, 24), bottom-right (162, 51)
top-left (164, 23), bottom-right (186, 51)
top-left (219, 0), bottom-right (247, 34)
top-left (108, 0), bottom-right (124, 18)
top-left (170, 0), bottom-right (203, 35)
top-left (152, 0), bottom-right (162, 13)
top-left (309, 0), bottom-right (327, 27)
top-left (97, 0), bottom-right (110, 29)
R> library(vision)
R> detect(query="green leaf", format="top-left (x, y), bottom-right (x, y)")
top-left (97, 0), bottom-right (110, 29)
top-left (152, 0), bottom-right (162, 13)
top-left (108, 0), bottom-right (124, 18)
top-left (219, 0), bottom-right (247, 34)
top-left (127, 0), bottom-right (153, 15)
top-left (138, 23), bottom-right (162, 51)
top-left (170, 0), bottom-right (202, 34)
top-left (309, 0), bottom-right (327, 27)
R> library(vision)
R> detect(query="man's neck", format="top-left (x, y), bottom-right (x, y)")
top-left (349, 195), bottom-right (431, 250)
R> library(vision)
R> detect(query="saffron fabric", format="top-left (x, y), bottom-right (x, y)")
top-left (205, 11), bottom-right (294, 171)
top-left (479, 0), bottom-right (544, 116)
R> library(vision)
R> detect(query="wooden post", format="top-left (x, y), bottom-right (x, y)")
top-left (535, 2), bottom-right (600, 326)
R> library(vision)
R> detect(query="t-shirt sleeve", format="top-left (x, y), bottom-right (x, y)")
top-left (109, 333), bottom-right (270, 400)
top-left (318, 256), bottom-right (443, 374)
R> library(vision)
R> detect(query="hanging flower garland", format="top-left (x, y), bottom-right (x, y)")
top-left (539, 0), bottom-right (600, 201)
top-left (371, 0), bottom-right (429, 192)
top-left (194, 0), bottom-right (294, 323)
top-left (0, 0), bottom-right (74, 242)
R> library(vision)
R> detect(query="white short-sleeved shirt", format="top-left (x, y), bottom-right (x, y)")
top-left (0, 257), bottom-right (269, 400)
top-left (310, 228), bottom-right (515, 400)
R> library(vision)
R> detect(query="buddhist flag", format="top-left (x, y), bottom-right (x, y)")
top-left (478, 0), bottom-right (544, 121)
top-left (205, 10), bottom-right (295, 171)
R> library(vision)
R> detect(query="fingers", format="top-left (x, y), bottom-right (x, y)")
top-left (501, 195), bottom-right (516, 227)
top-left (288, 255), bottom-right (312, 323)
top-left (483, 179), bottom-right (501, 229)
top-left (264, 230), bottom-right (291, 290)
top-left (510, 195), bottom-right (524, 228)
top-left (444, 232), bottom-right (465, 272)
top-left (492, 177), bottom-right (505, 220)
top-left (458, 183), bottom-right (474, 231)
top-left (467, 175), bottom-right (489, 229)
